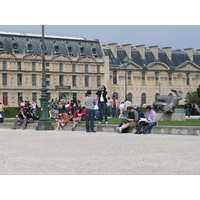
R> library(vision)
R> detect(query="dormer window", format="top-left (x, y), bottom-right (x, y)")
top-left (92, 48), bottom-right (98, 57)
top-left (67, 46), bottom-right (73, 56)
top-left (80, 47), bottom-right (85, 56)
top-left (27, 43), bottom-right (33, 53)
top-left (13, 42), bottom-right (19, 53)
top-left (0, 41), bottom-right (3, 51)
top-left (54, 45), bottom-right (60, 55)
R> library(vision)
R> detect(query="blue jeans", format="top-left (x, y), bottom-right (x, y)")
top-left (185, 108), bottom-right (190, 118)
top-left (98, 102), bottom-right (108, 122)
top-left (86, 109), bottom-right (95, 131)
top-left (124, 110), bottom-right (128, 117)
top-left (136, 121), bottom-right (157, 134)
top-left (112, 107), bottom-right (118, 118)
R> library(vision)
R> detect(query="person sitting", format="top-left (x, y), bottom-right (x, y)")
top-left (135, 105), bottom-right (158, 134)
top-left (72, 107), bottom-right (82, 131)
top-left (81, 107), bottom-right (86, 121)
top-left (12, 108), bottom-right (29, 130)
top-left (55, 111), bottom-right (70, 131)
top-left (115, 106), bottom-right (139, 133)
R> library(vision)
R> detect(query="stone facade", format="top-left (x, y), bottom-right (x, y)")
top-left (1, 32), bottom-right (200, 107)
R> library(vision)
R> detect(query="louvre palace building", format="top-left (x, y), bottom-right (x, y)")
top-left (1, 31), bottom-right (200, 107)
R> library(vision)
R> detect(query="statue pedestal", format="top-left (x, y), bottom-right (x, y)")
top-left (157, 108), bottom-right (185, 121)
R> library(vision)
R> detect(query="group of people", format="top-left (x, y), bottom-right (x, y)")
top-left (184, 101), bottom-right (199, 118)
top-left (115, 105), bottom-right (158, 134)
top-left (11, 100), bottom-right (39, 130)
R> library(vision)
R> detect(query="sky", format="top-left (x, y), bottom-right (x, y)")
top-left (0, 25), bottom-right (200, 50)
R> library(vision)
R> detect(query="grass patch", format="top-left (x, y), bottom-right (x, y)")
top-left (3, 118), bottom-right (200, 126)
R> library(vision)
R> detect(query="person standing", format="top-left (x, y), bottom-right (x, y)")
top-left (31, 100), bottom-right (38, 119)
top-left (184, 101), bottom-right (192, 118)
top-left (106, 97), bottom-right (112, 117)
top-left (135, 106), bottom-right (158, 134)
top-left (0, 102), bottom-right (4, 123)
top-left (123, 98), bottom-right (133, 117)
top-left (85, 90), bottom-right (96, 132)
top-left (96, 85), bottom-right (108, 124)
top-left (111, 96), bottom-right (119, 118)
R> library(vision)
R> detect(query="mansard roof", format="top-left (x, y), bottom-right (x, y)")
top-left (0, 32), bottom-right (103, 58)
top-left (103, 45), bottom-right (200, 69)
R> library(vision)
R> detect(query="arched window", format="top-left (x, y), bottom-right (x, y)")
top-left (127, 93), bottom-right (132, 102)
top-left (112, 92), bottom-right (118, 99)
top-left (141, 93), bottom-right (146, 106)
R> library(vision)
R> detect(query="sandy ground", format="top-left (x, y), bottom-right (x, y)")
top-left (0, 129), bottom-right (200, 175)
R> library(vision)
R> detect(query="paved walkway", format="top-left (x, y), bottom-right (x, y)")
top-left (1, 129), bottom-right (200, 175)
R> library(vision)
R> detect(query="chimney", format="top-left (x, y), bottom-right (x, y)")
top-left (162, 47), bottom-right (172, 60)
top-left (108, 43), bottom-right (117, 58)
top-left (136, 45), bottom-right (145, 59)
top-left (149, 45), bottom-right (158, 60)
top-left (184, 48), bottom-right (193, 61)
top-left (196, 49), bottom-right (200, 55)
top-left (122, 44), bottom-right (132, 59)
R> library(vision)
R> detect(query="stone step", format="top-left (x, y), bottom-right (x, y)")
top-left (0, 123), bottom-right (200, 136)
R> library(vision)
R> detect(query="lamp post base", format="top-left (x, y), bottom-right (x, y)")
top-left (36, 121), bottom-right (54, 131)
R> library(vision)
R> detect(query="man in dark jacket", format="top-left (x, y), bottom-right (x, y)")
top-left (12, 108), bottom-right (29, 130)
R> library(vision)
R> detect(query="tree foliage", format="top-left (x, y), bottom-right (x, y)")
top-left (187, 85), bottom-right (200, 107)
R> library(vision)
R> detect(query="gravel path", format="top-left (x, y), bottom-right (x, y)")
top-left (1, 129), bottom-right (200, 175)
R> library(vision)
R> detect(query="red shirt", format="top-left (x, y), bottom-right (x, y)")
top-left (73, 111), bottom-right (79, 119)
top-left (81, 109), bottom-right (86, 118)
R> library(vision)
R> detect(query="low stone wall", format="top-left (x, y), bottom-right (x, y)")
top-left (0, 123), bottom-right (199, 136)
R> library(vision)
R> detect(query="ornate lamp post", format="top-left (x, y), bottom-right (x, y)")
top-left (36, 25), bottom-right (54, 131)
top-left (123, 56), bottom-right (129, 100)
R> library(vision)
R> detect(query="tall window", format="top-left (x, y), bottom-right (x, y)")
top-left (128, 71), bottom-right (131, 85)
top-left (142, 71), bottom-right (145, 85)
top-left (3, 92), bottom-right (8, 105)
top-left (72, 93), bottom-right (77, 102)
top-left (141, 93), bottom-right (146, 106)
top-left (59, 63), bottom-right (63, 72)
top-left (17, 61), bottom-right (21, 71)
top-left (2, 73), bottom-right (7, 86)
top-left (46, 74), bottom-right (50, 86)
top-left (97, 76), bottom-right (101, 87)
top-left (72, 75), bottom-right (76, 87)
top-left (17, 74), bottom-right (22, 86)
top-left (18, 93), bottom-right (23, 105)
top-left (85, 64), bottom-right (88, 73)
top-left (127, 93), bottom-right (132, 102)
top-left (46, 63), bottom-right (49, 71)
top-left (112, 92), bottom-right (119, 99)
top-left (186, 72), bottom-right (190, 85)
top-left (155, 72), bottom-right (159, 85)
top-left (2, 61), bottom-right (6, 70)
top-left (59, 75), bottom-right (64, 86)
top-left (97, 65), bottom-right (100, 73)
top-left (168, 72), bottom-right (172, 85)
top-left (85, 75), bottom-right (89, 87)
top-left (72, 64), bottom-right (76, 72)
top-left (32, 62), bottom-right (36, 71)
top-left (32, 74), bottom-right (36, 86)
top-left (113, 71), bottom-right (117, 84)
top-left (32, 93), bottom-right (37, 103)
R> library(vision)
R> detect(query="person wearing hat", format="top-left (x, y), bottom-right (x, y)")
top-left (115, 106), bottom-right (139, 133)
top-left (135, 105), bottom-right (158, 134)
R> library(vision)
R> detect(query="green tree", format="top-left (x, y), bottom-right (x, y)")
top-left (187, 91), bottom-right (200, 107)
top-left (197, 85), bottom-right (200, 97)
